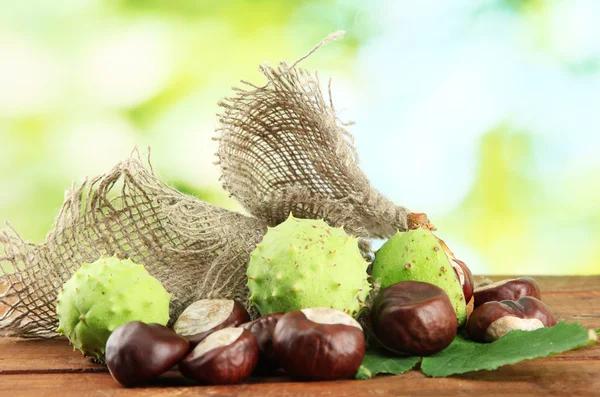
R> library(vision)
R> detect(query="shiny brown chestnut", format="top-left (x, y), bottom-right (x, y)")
top-left (105, 322), bottom-right (190, 387)
top-left (466, 296), bottom-right (557, 342)
top-left (473, 277), bottom-right (541, 309)
top-left (179, 327), bottom-right (259, 384)
top-left (371, 281), bottom-right (457, 356)
top-left (173, 299), bottom-right (250, 346)
top-left (273, 308), bottom-right (365, 380)
top-left (240, 313), bottom-right (284, 373)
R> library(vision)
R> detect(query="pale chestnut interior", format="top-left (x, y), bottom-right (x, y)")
top-left (486, 316), bottom-right (543, 342)
top-left (301, 308), bottom-right (362, 330)
top-left (475, 279), bottom-right (514, 292)
top-left (173, 299), bottom-right (233, 335)
top-left (452, 260), bottom-right (466, 286)
top-left (190, 327), bottom-right (243, 358)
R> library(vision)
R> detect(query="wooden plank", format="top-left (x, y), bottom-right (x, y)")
top-left (0, 337), bottom-right (105, 374)
top-left (0, 336), bottom-right (597, 374)
top-left (0, 276), bottom-right (598, 396)
top-left (479, 275), bottom-right (600, 293)
top-left (1, 288), bottom-right (598, 373)
top-left (542, 292), bottom-right (600, 325)
top-left (2, 360), bottom-right (600, 397)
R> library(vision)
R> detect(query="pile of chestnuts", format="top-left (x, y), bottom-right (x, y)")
top-left (105, 300), bottom-right (367, 387)
top-left (105, 274), bottom-right (558, 388)
top-left (368, 275), bottom-right (557, 355)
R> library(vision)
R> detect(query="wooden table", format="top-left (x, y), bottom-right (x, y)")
top-left (1, 276), bottom-right (598, 397)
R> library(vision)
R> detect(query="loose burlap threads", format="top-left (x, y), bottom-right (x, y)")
top-left (216, 34), bottom-right (409, 239)
top-left (0, 32), bottom-right (410, 338)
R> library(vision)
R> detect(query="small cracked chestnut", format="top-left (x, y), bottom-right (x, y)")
top-left (105, 321), bottom-right (190, 387)
top-left (466, 296), bottom-right (557, 342)
top-left (273, 308), bottom-right (365, 380)
top-left (173, 299), bottom-right (250, 346)
top-left (240, 313), bottom-right (284, 373)
top-left (473, 277), bottom-right (541, 309)
top-left (371, 281), bottom-right (457, 356)
top-left (179, 327), bottom-right (259, 384)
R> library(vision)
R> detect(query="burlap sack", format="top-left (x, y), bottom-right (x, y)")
top-left (0, 156), bottom-right (267, 337)
top-left (216, 33), bottom-right (409, 238)
top-left (0, 32), bottom-right (409, 338)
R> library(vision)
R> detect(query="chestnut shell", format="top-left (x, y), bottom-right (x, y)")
top-left (466, 296), bottom-right (557, 342)
top-left (273, 310), bottom-right (365, 380)
top-left (371, 281), bottom-right (458, 356)
top-left (105, 322), bottom-right (190, 387)
top-left (474, 277), bottom-right (541, 308)
top-left (452, 259), bottom-right (474, 304)
top-left (240, 313), bottom-right (284, 373)
top-left (179, 328), bottom-right (259, 385)
top-left (174, 299), bottom-right (250, 346)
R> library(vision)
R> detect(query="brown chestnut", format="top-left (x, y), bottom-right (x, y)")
top-left (473, 277), bottom-right (541, 308)
top-left (240, 313), bottom-right (284, 373)
top-left (179, 327), bottom-right (259, 384)
top-left (466, 296), bottom-right (557, 342)
top-left (371, 281), bottom-right (457, 356)
top-left (273, 308), bottom-right (365, 380)
top-left (105, 321), bottom-right (190, 387)
top-left (173, 299), bottom-right (250, 346)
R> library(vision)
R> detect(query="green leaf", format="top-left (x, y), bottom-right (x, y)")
top-left (354, 349), bottom-right (420, 379)
top-left (421, 322), bottom-right (594, 377)
top-left (355, 365), bottom-right (373, 380)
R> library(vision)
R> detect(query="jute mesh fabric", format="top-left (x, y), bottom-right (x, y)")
top-left (0, 157), bottom-right (267, 337)
top-left (0, 32), bottom-right (409, 338)
top-left (216, 62), bottom-right (409, 239)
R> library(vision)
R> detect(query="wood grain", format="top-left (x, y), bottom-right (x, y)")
top-left (483, 275), bottom-right (600, 293)
top-left (0, 338), bottom-right (106, 374)
top-left (2, 361), bottom-right (599, 397)
top-left (0, 276), bottom-right (598, 396)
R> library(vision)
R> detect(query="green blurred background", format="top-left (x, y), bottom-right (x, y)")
top-left (1, 0), bottom-right (598, 275)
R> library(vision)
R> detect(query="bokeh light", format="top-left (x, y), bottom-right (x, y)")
top-left (1, 0), bottom-right (598, 275)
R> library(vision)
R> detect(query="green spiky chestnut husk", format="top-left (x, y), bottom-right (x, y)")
top-left (371, 228), bottom-right (467, 326)
top-left (247, 214), bottom-right (371, 318)
top-left (56, 256), bottom-right (170, 361)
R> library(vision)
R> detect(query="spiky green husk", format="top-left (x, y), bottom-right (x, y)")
top-left (247, 215), bottom-right (370, 318)
top-left (371, 228), bottom-right (467, 325)
top-left (56, 256), bottom-right (170, 361)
